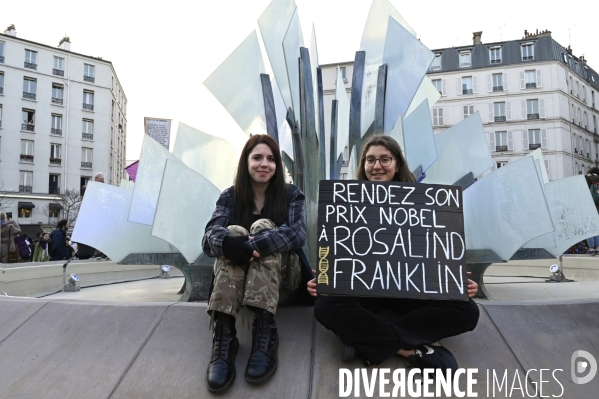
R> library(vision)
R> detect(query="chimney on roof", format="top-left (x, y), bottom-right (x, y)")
top-left (472, 31), bottom-right (482, 45)
top-left (58, 36), bottom-right (71, 51)
top-left (4, 24), bottom-right (16, 36)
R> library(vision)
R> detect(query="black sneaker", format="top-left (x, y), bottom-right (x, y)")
top-left (408, 345), bottom-right (458, 377)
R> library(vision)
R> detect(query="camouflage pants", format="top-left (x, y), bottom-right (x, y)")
top-left (207, 219), bottom-right (300, 318)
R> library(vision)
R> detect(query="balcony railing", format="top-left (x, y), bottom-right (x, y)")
top-left (460, 63), bottom-right (471, 67)
top-left (83, 103), bottom-right (94, 111)
top-left (84, 75), bottom-right (95, 83)
top-left (49, 187), bottom-right (60, 194)
top-left (21, 123), bottom-right (34, 131)
top-left (526, 82), bottom-right (537, 89)
top-left (82, 133), bottom-right (94, 140)
top-left (462, 89), bottom-right (473, 95)
top-left (81, 161), bottom-right (93, 168)
top-left (52, 97), bottom-right (63, 105)
top-left (527, 113), bottom-right (539, 120)
top-left (50, 158), bottom-right (62, 165)
top-left (20, 154), bottom-right (34, 162)
top-left (523, 56), bottom-right (534, 61)
top-left (23, 92), bottom-right (36, 100)
top-left (495, 145), bottom-right (508, 152)
top-left (51, 128), bottom-right (62, 135)
top-left (24, 62), bottom-right (37, 69)
top-left (529, 143), bottom-right (541, 150)
top-left (493, 86), bottom-right (503, 92)
top-left (53, 68), bottom-right (64, 76)
top-left (494, 116), bottom-right (506, 122)
top-left (19, 185), bottom-right (32, 193)
top-left (491, 59), bottom-right (502, 64)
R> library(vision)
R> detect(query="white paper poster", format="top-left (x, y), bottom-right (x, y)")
top-left (144, 117), bottom-right (171, 149)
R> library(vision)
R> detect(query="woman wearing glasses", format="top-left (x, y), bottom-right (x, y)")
top-left (307, 135), bottom-right (479, 374)
top-left (202, 134), bottom-right (311, 393)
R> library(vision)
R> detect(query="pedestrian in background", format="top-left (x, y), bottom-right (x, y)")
top-left (33, 233), bottom-right (51, 262)
top-left (50, 220), bottom-right (69, 261)
top-left (1, 211), bottom-right (21, 264)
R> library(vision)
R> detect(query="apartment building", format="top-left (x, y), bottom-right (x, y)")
top-left (0, 25), bottom-right (127, 230)
top-left (320, 30), bottom-right (599, 182)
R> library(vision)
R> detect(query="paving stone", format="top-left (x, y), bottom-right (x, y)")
top-left (0, 297), bottom-right (49, 342)
top-left (0, 300), bottom-right (170, 399)
top-left (112, 304), bottom-right (314, 399)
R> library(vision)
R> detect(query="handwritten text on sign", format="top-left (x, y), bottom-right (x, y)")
top-left (316, 180), bottom-right (467, 301)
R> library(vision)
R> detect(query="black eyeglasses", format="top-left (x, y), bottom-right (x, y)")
top-left (364, 156), bottom-right (394, 166)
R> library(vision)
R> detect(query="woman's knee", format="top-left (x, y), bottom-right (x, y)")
top-left (228, 225), bottom-right (249, 236)
top-left (250, 218), bottom-right (276, 234)
top-left (463, 299), bottom-right (480, 330)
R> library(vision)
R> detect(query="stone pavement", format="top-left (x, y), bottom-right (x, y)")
top-left (0, 255), bottom-right (598, 398)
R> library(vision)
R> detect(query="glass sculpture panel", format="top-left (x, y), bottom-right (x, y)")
top-left (389, 113), bottom-right (405, 159)
top-left (403, 99), bottom-right (437, 173)
top-left (382, 17), bottom-right (434, 134)
top-left (282, 7), bottom-right (304, 126)
top-left (526, 148), bottom-right (549, 184)
top-left (335, 67), bottom-right (350, 161)
top-left (359, 0), bottom-right (416, 137)
top-left (405, 77), bottom-right (441, 118)
top-left (72, 182), bottom-right (176, 262)
top-left (463, 156), bottom-right (554, 260)
top-left (271, 77), bottom-right (294, 161)
top-left (257, 0), bottom-right (297, 114)
top-left (152, 160), bottom-right (222, 263)
top-left (424, 113), bottom-right (493, 185)
top-left (526, 176), bottom-right (599, 257)
top-left (129, 135), bottom-right (183, 225)
top-left (310, 24), bottom-right (320, 140)
top-left (172, 123), bottom-right (240, 192)
top-left (203, 30), bottom-right (267, 136)
top-left (120, 179), bottom-right (134, 191)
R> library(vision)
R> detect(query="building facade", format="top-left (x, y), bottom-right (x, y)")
top-left (0, 25), bottom-right (127, 230)
top-left (320, 30), bottom-right (599, 182)
top-left (428, 30), bottom-right (599, 180)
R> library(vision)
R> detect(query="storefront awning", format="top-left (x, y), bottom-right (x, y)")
top-left (49, 203), bottom-right (63, 210)
top-left (18, 202), bottom-right (35, 209)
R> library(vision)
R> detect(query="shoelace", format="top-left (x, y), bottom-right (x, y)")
top-left (213, 323), bottom-right (230, 358)
top-left (252, 314), bottom-right (270, 351)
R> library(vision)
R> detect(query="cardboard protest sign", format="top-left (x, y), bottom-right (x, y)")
top-left (316, 180), bottom-right (467, 301)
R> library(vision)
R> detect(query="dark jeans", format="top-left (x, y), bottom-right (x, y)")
top-left (314, 295), bottom-right (480, 365)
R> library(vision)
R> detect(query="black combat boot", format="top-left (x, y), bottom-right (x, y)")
top-left (206, 312), bottom-right (238, 393)
top-left (245, 307), bottom-right (278, 384)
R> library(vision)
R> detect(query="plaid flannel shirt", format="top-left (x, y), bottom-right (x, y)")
top-left (202, 184), bottom-right (307, 258)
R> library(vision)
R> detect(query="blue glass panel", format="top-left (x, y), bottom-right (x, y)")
top-left (403, 99), bottom-right (437, 173)
top-left (463, 156), bottom-right (554, 260)
top-left (382, 17), bottom-right (434, 133)
top-left (335, 67), bottom-right (350, 162)
top-left (282, 7), bottom-right (304, 125)
top-left (405, 77), bottom-right (441, 118)
top-left (203, 30), bottom-right (267, 136)
top-left (72, 182), bottom-right (177, 262)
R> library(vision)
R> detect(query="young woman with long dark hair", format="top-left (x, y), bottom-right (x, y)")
top-left (202, 134), bottom-right (310, 392)
top-left (307, 135), bottom-right (480, 374)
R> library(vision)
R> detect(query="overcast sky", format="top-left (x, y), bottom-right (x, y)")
top-left (2, 0), bottom-right (596, 161)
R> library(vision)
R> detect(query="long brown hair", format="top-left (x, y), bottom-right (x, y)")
top-left (234, 134), bottom-right (289, 229)
top-left (356, 135), bottom-right (416, 183)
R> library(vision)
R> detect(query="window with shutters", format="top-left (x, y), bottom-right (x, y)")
top-left (463, 104), bottom-right (474, 119)
top-left (525, 70), bottom-right (536, 88)
top-left (19, 171), bottom-right (33, 193)
top-left (494, 102), bottom-right (506, 122)
top-left (432, 107), bottom-right (444, 126)
top-left (20, 139), bottom-right (34, 162)
top-left (528, 129), bottom-right (541, 149)
top-left (430, 54), bottom-right (441, 71)
top-left (81, 147), bottom-right (93, 168)
top-left (24, 49), bottom-right (37, 69)
top-left (432, 79), bottom-right (442, 94)
top-left (527, 100), bottom-right (539, 119)
top-left (51, 114), bottom-right (62, 136)
top-left (459, 51), bottom-right (471, 68)
top-left (489, 47), bottom-right (502, 64)
top-left (23, 77), bottom-right (36, 100)
top-left (495, 131), bottom-right (508, 151)
top-left (22, 109), bottom-right (35, 131)
top-left (492, 73), bottom-right (503, 91)
top-left (462, 76), bottom-right (473, 94)
top-left (521, 43), bottom-right (534, 61)
top-left (583, 111), bottom-right (588, 130)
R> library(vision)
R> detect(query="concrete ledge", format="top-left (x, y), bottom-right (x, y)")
top-left (1, 297), bottom-right (598, 398)
top-left (0, 261), bottom-right (183, 297)
top-left (487, 255), bottom-right (599, 281)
